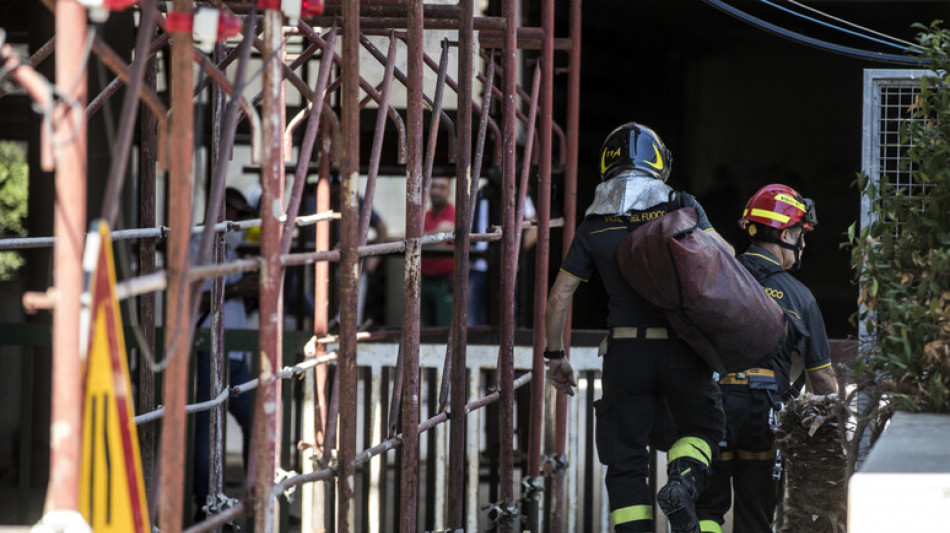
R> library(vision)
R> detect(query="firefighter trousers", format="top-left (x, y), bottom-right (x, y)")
top-left (594, 333), bottom-right (724, 532)
top-left (695, 381), bottom-right (779, 533)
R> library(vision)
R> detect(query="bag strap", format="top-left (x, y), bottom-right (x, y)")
top-left (668, 190), bottom-right (689, 211)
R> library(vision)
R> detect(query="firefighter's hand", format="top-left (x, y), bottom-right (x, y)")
top-left (547, 358), bottom-right (577, 396)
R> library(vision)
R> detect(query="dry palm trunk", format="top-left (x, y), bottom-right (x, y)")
top-left (776, 393), bottom-right (848, 533)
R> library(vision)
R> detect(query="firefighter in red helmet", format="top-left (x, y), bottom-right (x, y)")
top-left (694, 184), bottom-right (838, 533)
top-left (545, 122), bottom-right (727, 533)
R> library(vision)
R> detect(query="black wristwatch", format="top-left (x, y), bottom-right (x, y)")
top-left (543, 348), bottom-right (565, 360)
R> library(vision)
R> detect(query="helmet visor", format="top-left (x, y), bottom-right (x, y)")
top-left (802, 197), bottom-right (817, 230)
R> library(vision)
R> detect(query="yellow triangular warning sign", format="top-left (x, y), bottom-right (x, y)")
top-left (79, 221), bottom-right (150, 532)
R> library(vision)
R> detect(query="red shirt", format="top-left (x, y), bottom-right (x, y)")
top-left (422, 204), bottom-right (456, 277)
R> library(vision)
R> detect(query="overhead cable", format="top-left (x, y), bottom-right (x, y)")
top-left (785, 0), bottom-right (920, 50)
top-left (703, 0), bottom-right (926, 66)
top-left (760, 0), bottom-right (921, 53)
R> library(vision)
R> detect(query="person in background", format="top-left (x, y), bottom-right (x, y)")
top-left (695, 184), bottom-right (838, 533)
top-left (468, 185), bottom-right (537, 326)
top-left (421, 177), bottom-right (455, 327)
top-left (544, 122), bottom-right (726, 533)
top-left (192, 188), bottom-right (256, 520)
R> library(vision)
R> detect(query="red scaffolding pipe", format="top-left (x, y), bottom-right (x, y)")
top-left (553, 0), bottom-right (582, 529)
top-left (401, 0), bottom-right (424, 530)
top-left (338, 0), bottom-right (361, 530)
top-left (448, 0), bottom-right (474, 526)
top-left (250, 8), bottom-right (285, 532)
top-left (527, 0), bottom-right (555, 528)
top-left (44, 0), bottom-right (88, 518)
top-left (498, 0), bottom-right (518, 530)
top-left (159, 1), bottom-right (196, 531)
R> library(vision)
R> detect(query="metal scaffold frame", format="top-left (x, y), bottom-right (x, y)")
top-left (0, 0), bottom-right (585, 530)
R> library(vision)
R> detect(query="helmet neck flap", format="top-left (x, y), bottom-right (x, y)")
top-left (585, 170), bottom-right (673, 216)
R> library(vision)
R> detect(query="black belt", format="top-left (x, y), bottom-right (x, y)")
top-left (610, 326), bottom-right (669, 340)
top-left (719, 368), bottom-right (775, 385)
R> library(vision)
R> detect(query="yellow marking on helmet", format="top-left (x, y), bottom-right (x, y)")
top-left (775, 193), bottom-right (806, 211)
top-left (601, 146), bottom-right (622, 174)
top-left (645, 144), bottom-right (664, 170)
top-left (750, 208), bottom-right (791, 224)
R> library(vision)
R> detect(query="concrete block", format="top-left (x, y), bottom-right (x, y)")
top-left (848, 412), bottom-right (950, 532)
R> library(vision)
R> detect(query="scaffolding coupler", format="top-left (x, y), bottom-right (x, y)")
top-left (274, 468), bottom-right (301, 503)
top-left (481, 499), bottom-right (520, 528)
top-left (542, 453), bottom-right (570, 476)
top-left (521, 475), bottom-right (545, 503)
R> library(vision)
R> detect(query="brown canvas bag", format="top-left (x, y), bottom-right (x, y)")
top-left (615, 204), bottom-right (785, 374)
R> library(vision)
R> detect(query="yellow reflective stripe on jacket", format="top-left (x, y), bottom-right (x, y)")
top-left (590, 226), bottom-right (627, 235)
top-left (807, 361), bottom-right (832, 371)
top-left (700, 519), bottom-right (723, 533)
top-left (668, 436), bottom-right (712, 467)
top-left (611, 504), bottom-right (653, 525)
top-left (742, 252), bottom-right (782, 267)
top-left (558, 268), bottom-right (588, 282)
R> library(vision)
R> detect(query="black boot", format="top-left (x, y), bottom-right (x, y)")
top-left (657, 457), bottom-right (708, 533)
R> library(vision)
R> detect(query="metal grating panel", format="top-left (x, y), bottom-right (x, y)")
top-left (862, 69), bottom-right (934, 235)
top-left (860, 69), bottom-right (933, 343)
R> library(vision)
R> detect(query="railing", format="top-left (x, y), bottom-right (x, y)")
top-left (0, 322), bottom-right (610, 531)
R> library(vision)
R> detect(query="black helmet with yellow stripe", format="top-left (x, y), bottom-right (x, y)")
top-left (599, 122), bottom-right (673, 182)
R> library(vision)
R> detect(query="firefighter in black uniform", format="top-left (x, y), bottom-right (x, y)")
top-left (545, 122), bottom-right (726, 533)
top-left (694, 184), bottom-right (838, 533)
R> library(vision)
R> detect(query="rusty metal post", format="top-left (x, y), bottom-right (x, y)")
top-left (401, 0), bottom-right (424, 530)
top-left (206, 41), bottom-right (229, 529)
top-left (448, 0), bottom-right (473, 526)
top-left (44, 0), bottom-right (87, 518)
top-left (512, 64), bottom-right (541, 270)
top-left (338, 1), bottom-right (361, 532)
top-left (137, 29), bottom-right (159, 498)
top-left (551, 0), bottom-right (581, 529)
top-left (316, 122), bottom-right (332, 444)
top-left (251, 7), bottom-right (285, 533)
top-left (360, 34), bottom-right (396, 247)
top-left (281, 30), bottom-right (336, 255)
top-left (305, 125), bottom-right (332, 531)
top-left (100, 0), bottom-right (158, 226)
top-left (160, 1), bottom-right (196, 531)
top-left (422, 39), bottom-right (450, 197)
top-left (86, 31), bottom-right (168, 120)
top-left (528, 0), bottom-right (555, 529)
top-left (356, 34), bottom-right (457, 161)
top-left (189, 10), bottom-right (256, 297)
top-left (471, 59), bottom-right (494, 206)
top-left (498, 0), bottom-right (518, 530)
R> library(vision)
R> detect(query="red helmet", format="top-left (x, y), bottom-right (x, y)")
top-left (739, 184), bottom-right (816, 232)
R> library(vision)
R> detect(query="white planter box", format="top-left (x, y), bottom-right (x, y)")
top-left (848, 412), bottom-right (950, 532)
